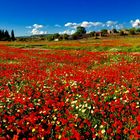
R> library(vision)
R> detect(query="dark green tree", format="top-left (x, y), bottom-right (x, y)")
top-left (63, 34), bottom-right (69, 40)
top-left (101, 29), bottom-right (108, 36)
top-left (5, 30), bottom-right (11, 41)
top-left (53, 33), bottom-right (60, 39)
top-left (71, 26), bottom-right (86, 39)
top-left (0, 29), bottom-right (16, 41)
top-left (11, 30), bottom-right (16, 41)
top-left (119, 30), bottom-right (127, 36)
top-left (129, 28), bottom-right (136, 35)
top-left (112, 28), bottom-right (118, 33)
top-left (47, 34), bottom-right (54, 41)
top-left (136, 28), bottom-right (140, 33)
top-left (88, 31), bottom-right (95, 37)
top-left (71, 33), bottom-right (79, 40)
top-left (76, 26), bottom-right (86, 35)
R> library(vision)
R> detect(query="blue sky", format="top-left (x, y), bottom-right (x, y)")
top-left (0, 0), bottom-right (140, 36)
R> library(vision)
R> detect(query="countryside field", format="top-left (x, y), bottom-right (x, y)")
top-left (1, 36), bottom-right (140, 51)
top-left (0, 37), bottom-right (140, 139)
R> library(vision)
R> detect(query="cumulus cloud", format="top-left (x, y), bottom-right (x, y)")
top-left (65, 22), bottom-right (79, 28)
top-left (31, 28), bottom-right (47, 35)
top-left (130, 19), bottom-right (140, 28)
top-left (33, 24), bottom-right (44, 29)
top-left (65, 21), bottom-right (104, 29)
top-left (106, 21), bottom-right (117, 27)
top-left (26, 24), bottom-right (47, 35)
top-left (92, 22), bottom-right (104, 27)
top-left (80, 21), bottom-right (92, 28)
top-left (115, 24), bottom-right (124, 29)
top-left (59, 30), bottom-right (76, 35)
top-left (80, 21), bottom-right (104, 28)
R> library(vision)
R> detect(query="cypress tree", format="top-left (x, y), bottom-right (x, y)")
top-left (11, 30), bottom-right (16, 41)
top-left (0, 29), bottom-right (13, 41)
top-left (0, 29), bottom-right (16, 41)
top-left (5, 30), bottom-right (11, 41)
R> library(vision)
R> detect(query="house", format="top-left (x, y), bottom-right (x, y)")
top-left (54, 38), bottom-right (59, 41)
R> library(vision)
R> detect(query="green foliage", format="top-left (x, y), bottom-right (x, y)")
top-left (71, 33), bottom-right (78, 40)
top-left (46, 33), bottom-right (62, 41)
top-left (76, 26), bottom-right (86, 35)
top-left (47, 35), bottom-right (54, 41)
top-left (88, 31), bottom-right (95, 37)
top-left (8, 43), bottom-right (140, 52)
top-left (53, 33), bottom-right (60, 39)
top-left (119, 30), bottom-right (125, 36)
top-left (101, 29), bottom-right (108, 36)
top-left (112, 28), bottom-right (118, 33)
top-left (129, 28), bottom-right (136, 35)
top-left (0, 29), bottom-right (16, 41)
top-left (70, 26), bottom-right (87, 40)
top-left (63, 34), bottom-right (69, 40)
top-left (136, 28), bottom-right (140, 32)
top-left (11, 30), bottom-right (16, 41)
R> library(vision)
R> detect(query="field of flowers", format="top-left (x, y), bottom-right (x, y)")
top-left (0, 44), bottom-right (140, 139)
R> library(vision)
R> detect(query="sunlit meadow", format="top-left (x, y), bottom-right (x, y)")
top-left (0, 42), bottom-right (140, 139)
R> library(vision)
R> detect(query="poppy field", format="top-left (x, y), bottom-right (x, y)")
top-left (0, 44), bottom-right (140, 139)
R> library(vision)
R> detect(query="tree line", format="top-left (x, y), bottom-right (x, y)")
top-left (17, 26), bottom-right (140, 42)
top-left (0, 29), bottom-right (16, 41)
top-left (45, 27), bottom-right (140, 41)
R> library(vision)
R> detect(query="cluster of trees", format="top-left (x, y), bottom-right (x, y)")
top-left (89, 28), bottom-right (140, 37)
top-left (17, 26), bottom-right (140, 42)
top-left (46, 33), bottom-right (69, 41)
top-left (118, 28), bottom-right (140, 36)
top-left (45, 26), bottom-right (140, 41)
top-left (0, 29), bottom-right (16, 41)
top-left (45, 26), bottom-right (87, 41)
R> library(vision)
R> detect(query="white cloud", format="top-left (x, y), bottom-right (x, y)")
top-left (80, 21), bottom-right (104, 28)
top-left (33, 24), bottom-right (43, 29)
top-left (130, 19), bottom-right (140, 28)
top-left (92, 22), bottom-right (104, 27)
top-left (26, 24), bottom-right (47, 35)
top-left (81, 21), bottom-right (104, 28)
top-left (65, 22), bottom-right (72, 27)
top-left (59, 30), bottom-right (76, 35)
top-left (65, 21), bottom-right (104, 29)
top-left (115, 24), bottom-right (124, 29)
top-left (31, 28), bottom-right (47, 35)
top-left (81, 21), bottom-right (92, 28)
top-left (106, 21), bottom-right (117, 27)
top-left (65, 22), bottom-right (79, 28)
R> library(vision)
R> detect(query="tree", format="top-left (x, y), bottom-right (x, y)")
top-left (119, 30), bottom-right (127, 36)
top-left (112, 28), bottom-right (118, 33)
top-left (71, 33), bottom-right (79, 40)
top-left (5, 30), bottom-right (11, 41)
top-left (101, 29), bottom-right (108, 36)
top-left (71, 26), bottom-right (86, 40)
top-left (63, 34), bottom-right (69, 40)
top-left (47, 34), bottom-right (54, 41)
top-left (76, 26), bottom-right (86, 36)
top-left (88, 31), bottom-right (95, 37)
top-left (128, 28), bottom-right (136, 35)
top-left (53, 33), bottom-right (60, 39)
top-left (0, 29), bottom-right (16, 41)
top-left (11, 30), bottom-right (16, 41)
top-left (136, 28), bottom-right (140, 33)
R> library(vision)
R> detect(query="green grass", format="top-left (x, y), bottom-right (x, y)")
top-left (0, 59), bottom-right (19, 64)
top-left (7, 43), bottom-right (140, 52)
